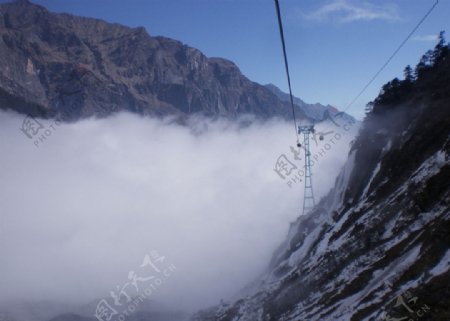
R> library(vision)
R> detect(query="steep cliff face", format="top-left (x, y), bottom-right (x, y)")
top-left (0, 0), bottom-right (305, 121)
top-left (191, 45), bottom-right (450, 321)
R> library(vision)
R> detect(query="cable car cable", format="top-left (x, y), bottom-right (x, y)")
top-left (343, 0), bottom-right (439, 112)
top-left (274, 0), bottom-right (300, 143)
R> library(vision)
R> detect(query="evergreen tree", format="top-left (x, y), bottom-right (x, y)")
top-left (415, 50), bottom-right (433, 79)
top-left (391, 77), bottom-right (401, 88)
top-left (432, 31), bottom-right (446, 65)
top-left (403, 65), bottom-right (414, 82)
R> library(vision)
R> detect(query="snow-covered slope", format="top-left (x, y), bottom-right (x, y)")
top-left (191, 50), bottom-right (450, 321)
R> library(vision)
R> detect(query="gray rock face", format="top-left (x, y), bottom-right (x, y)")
top-left (0, 0), bottom-right (307, 121)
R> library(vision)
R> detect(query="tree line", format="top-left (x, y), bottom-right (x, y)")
top-left (367, 31), bottom-right (449, 115)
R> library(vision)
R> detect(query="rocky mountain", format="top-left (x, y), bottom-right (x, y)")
top-left (191, 38), bottom-right (450, 320)
top-left (0, 0), bottom-right (311, 121)
top-left (265, 83), bottom-right (340, 122)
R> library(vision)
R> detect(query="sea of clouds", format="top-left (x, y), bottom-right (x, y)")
top-left (0, 110), bottom-right (357, 312)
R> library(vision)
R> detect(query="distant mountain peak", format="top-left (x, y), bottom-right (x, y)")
top-left (264, 83), bottom-right (353, 122)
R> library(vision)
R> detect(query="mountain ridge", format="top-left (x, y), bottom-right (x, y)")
top-left (0, 0), bottom-right (320, 122)
top-left (264, 83), bottom-right (340, 122)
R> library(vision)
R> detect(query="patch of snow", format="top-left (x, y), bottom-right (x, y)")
top-left (316, 208), bottom-right (352, 252)
top-left (320, 246), bottom-right (421, 321)
top-left (382, 216), bottom-right (397, 239)
top-left (287, 224), bottom-right (322, 267)
top-left (361, 162), bottom-right (381, 199)
top-left (384, 139), bottom-right (392, 153)
top-left (410, 150), bottom-right (448, 184)
top-left (429, 249), bottom-right (450, 277)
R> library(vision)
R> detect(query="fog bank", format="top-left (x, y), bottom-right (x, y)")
top-left (0, 110), bottom-right (356, 311)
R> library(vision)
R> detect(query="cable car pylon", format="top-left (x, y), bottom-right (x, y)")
top-left (297, 125), bottom-right (316, 215)
top-left (274, 0), bottom-right (317, 215)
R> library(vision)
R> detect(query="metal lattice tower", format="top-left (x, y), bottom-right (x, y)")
top-left (298, 125), bottom-right (316, 215)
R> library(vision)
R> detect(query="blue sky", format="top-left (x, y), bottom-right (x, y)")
top-left (8, 0), bottom-right (450, 119)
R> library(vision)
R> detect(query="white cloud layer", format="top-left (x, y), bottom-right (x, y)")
top-left (307, 0), bottom-right (400, 23)
top-left (0, 110), bottom-right (356, 312)
top-left (412, 34), bottom-right (439, 42)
